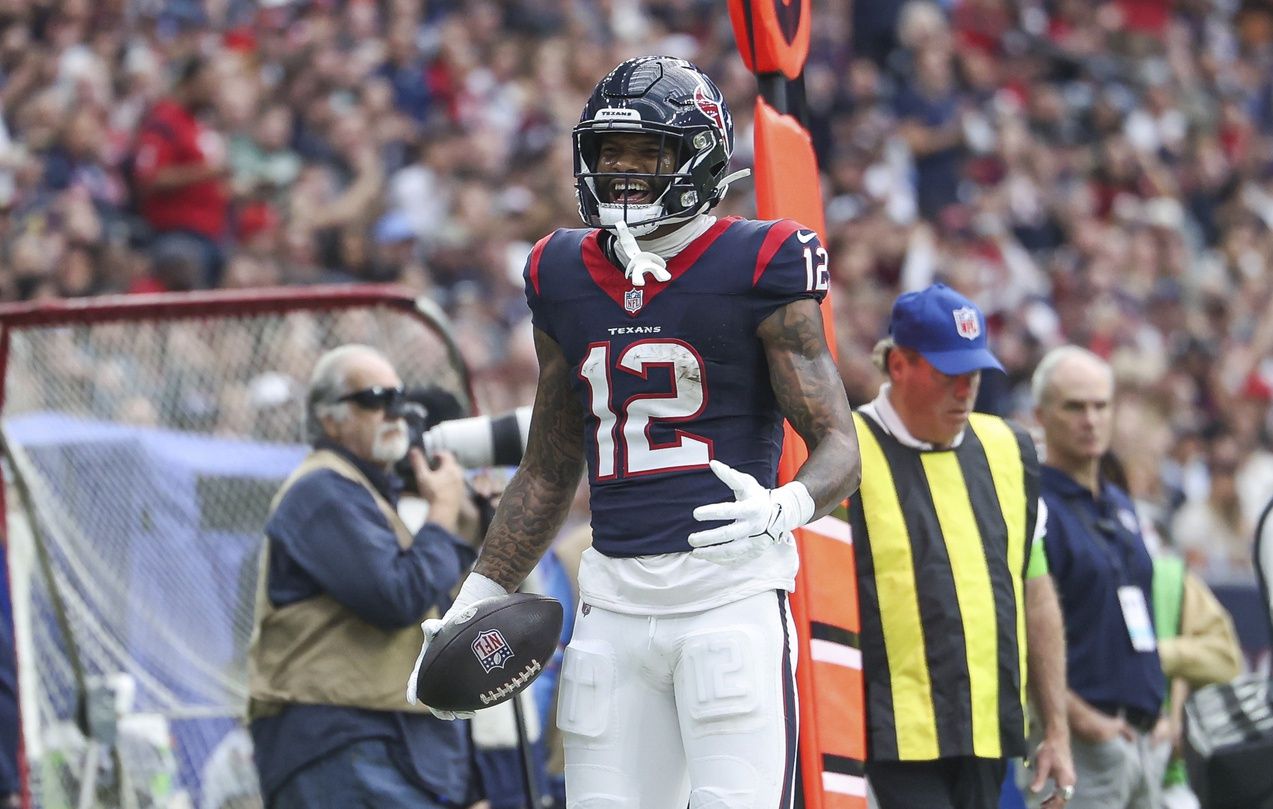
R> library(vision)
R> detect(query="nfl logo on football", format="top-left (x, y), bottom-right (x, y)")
top-left (624, 288), bottom-right (643, 314)
top-left (472, 629), bottom-right (515, 673)
top-left (952, 306), bottom-right (980, 340)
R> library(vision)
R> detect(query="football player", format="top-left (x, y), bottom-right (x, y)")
top-left (410, 55), bottom-right (861, 808)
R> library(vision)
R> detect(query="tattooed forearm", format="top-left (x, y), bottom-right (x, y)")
top-left (758, 298), bottom-right (861, 513)
top-left (760, 300), bottom-right (845, 440)
top-left (474, 330), bottom-right (585, 590)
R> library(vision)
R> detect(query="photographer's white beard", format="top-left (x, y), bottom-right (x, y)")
top-left (372, 420), bottom-right (410, 465)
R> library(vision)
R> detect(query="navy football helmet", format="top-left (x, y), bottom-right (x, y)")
top-left (574, 56), bottom-right (741, 235)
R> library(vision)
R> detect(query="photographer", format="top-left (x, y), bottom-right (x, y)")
top-left (246, 344), bottom-right (484, 809)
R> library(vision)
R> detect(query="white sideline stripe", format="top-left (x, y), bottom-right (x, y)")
top-left (823, 772), bottom-right (867, 797)
top-left (810, 638), bottom-right (862, 670)
top-left (804, 514), bottom-right (852, 544)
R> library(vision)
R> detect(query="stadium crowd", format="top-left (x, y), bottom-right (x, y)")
top-left (0, 0), bottom-right (1270, 577)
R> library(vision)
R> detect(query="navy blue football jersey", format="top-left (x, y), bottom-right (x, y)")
top-left (524, 216), bottom-right (829, 557)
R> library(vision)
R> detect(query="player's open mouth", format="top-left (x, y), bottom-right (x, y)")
top-left (609, 179), bottom-right (653, 205)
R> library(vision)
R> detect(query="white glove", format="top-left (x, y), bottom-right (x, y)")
top-left (688, 460), bottom-right (815, 565)
top-left (614, 220), bottom-right (671, 287)
top-left (406, 572), bottom-right (507, 720)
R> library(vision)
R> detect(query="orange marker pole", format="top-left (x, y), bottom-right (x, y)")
top-left (726, 2), bottom-right (866, 807)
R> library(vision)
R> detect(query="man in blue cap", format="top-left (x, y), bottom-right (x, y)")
top-left (849, 284), bottom-right (1075, 809)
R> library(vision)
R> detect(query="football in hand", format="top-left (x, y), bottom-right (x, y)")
top-left (413, 592), bottom-right (564, 713)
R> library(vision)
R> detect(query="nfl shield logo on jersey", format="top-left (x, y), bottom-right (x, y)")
top-left (624, 288), bottom-right (644, 313)
top-left (952, 306), bottom-right (980, 340)
top-left (472, 629), bottom-right (514, 673)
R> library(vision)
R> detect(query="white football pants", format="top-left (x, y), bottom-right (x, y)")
top-left (556, 590), bottom-right (799, 809)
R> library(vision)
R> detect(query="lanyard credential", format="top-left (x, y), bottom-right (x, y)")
top-left (1068, 490), bottom-right (1157, 653)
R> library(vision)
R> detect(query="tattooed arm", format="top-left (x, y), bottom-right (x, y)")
top-left (757, 298), bottom-right (860, 516)
top-left (472, 327), bottom-right (586, 591)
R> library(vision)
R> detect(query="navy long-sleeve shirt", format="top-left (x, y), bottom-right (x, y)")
top-left (251, 441), bottom-right (478, 805)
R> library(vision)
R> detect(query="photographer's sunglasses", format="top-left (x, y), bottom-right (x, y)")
top-left (337, 386), bottom-right (406, 412)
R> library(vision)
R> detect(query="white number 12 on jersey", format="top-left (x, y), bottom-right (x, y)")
top-left (804, 244), bottom-right (830, 292)
top-left (578, 339), bottom-right (712, 479)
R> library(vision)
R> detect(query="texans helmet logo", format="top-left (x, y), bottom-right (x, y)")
top-left (693, 85), bottom-right (728, 140)
top-left (472, 629), bottom-right (515, 673)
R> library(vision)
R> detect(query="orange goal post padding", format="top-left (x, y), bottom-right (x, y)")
top-left (732, 0), bottom-right (869, 801)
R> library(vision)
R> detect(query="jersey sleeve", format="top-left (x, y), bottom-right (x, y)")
top-left (522, 231), bottom-right (557, 341)
top-left (750, 219), bottom-right (829, 327)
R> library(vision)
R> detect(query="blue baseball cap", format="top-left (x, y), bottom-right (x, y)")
top-left (889, 284), bottom-right (1004, 375)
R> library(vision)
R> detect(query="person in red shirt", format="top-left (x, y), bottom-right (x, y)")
top-left (133, 55), bottom-right (229, 288)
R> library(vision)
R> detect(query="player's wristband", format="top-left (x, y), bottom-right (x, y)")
top-left (771, 481), bottom-right (815, 534)
top-left (448, 572), bottom-right (508, 618)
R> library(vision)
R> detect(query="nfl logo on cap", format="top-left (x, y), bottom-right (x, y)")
top-left (889, 284), bottom-right (1005, 376)
top-left (472, 629), bottom-right (515, 673)
top-left (624, 288), bottom-right (643, 313)
top-left (952, 306), bottom-right (980, 340)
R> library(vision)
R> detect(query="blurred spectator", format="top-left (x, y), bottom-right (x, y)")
top-left (376, 25), bottom-right (433, 125)
top-left (1171, 432), bottom-right (1255, 581)
top-left (132, 53), bottom-right (230, 288)
top-left (228, 103), bottom-right (301, 205)
top-left (42, 108), bottom-right (125, 210)
top-left (895, 35), bottom-right (967, 219)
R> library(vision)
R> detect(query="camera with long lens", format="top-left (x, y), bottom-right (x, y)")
top-left (395, 387), bottom-right (532, 489)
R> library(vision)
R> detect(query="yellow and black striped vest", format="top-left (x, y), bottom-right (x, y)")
top-left (849, 410), bottom-right (1039, 762)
